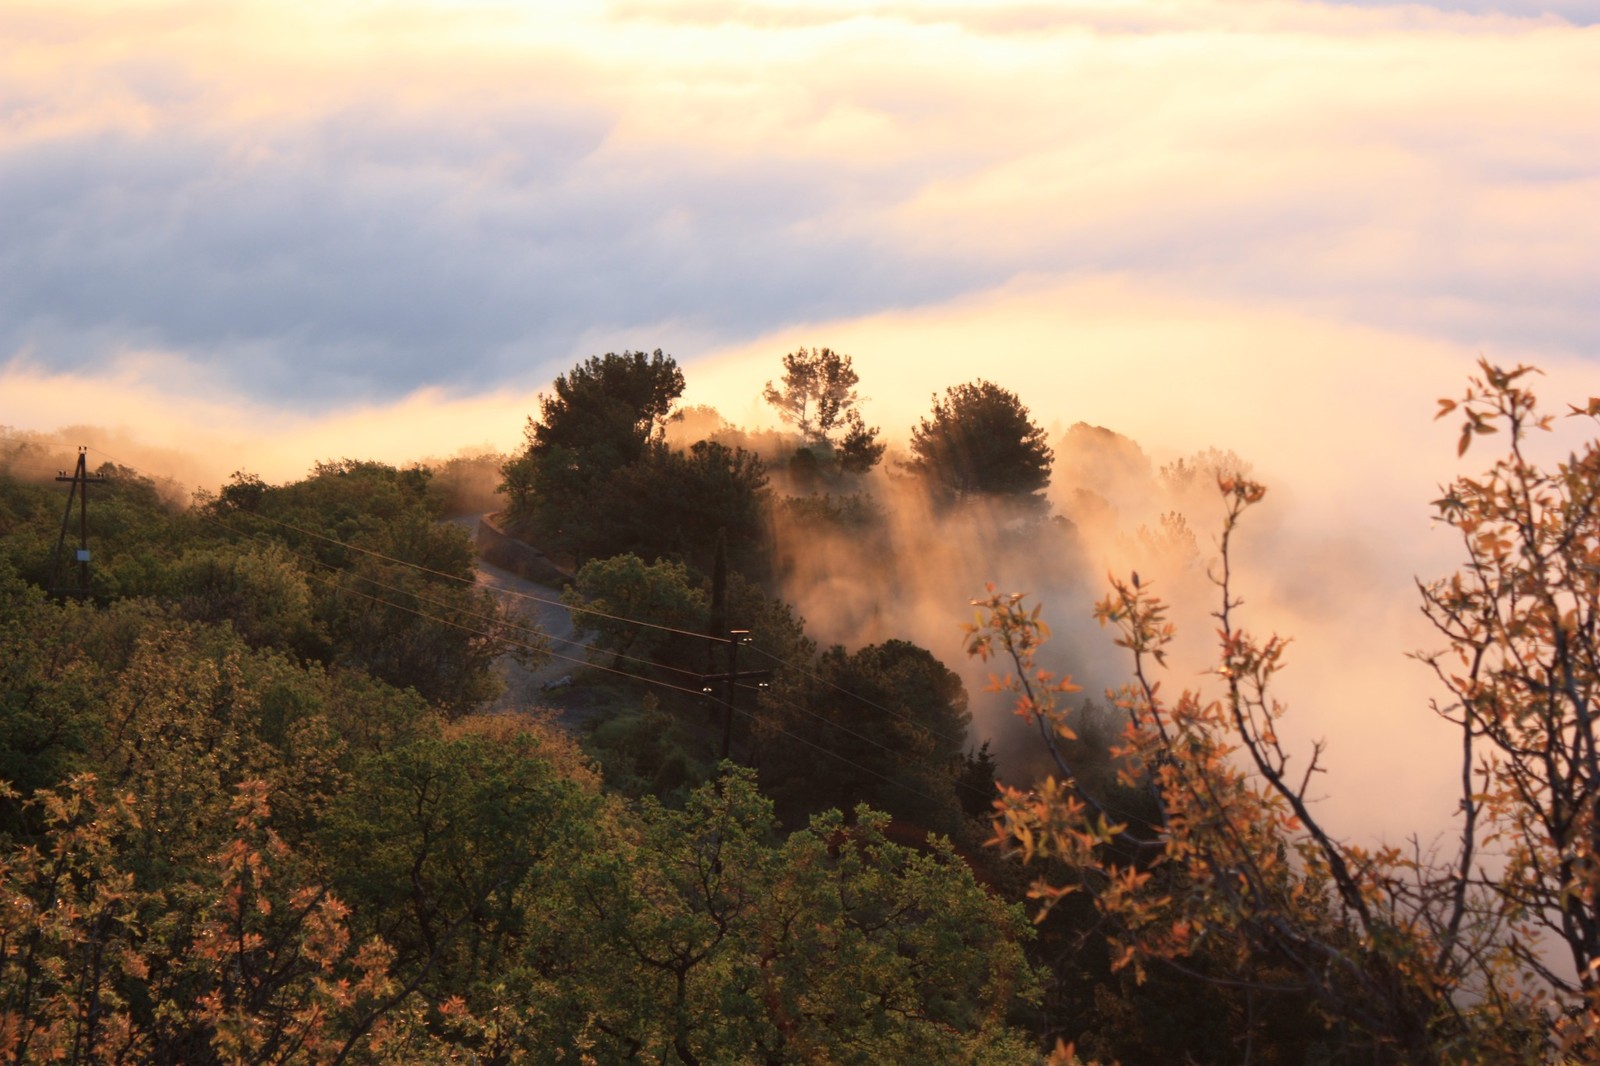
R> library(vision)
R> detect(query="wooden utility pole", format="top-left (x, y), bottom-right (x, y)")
top-left (50, 447), bottom-right (103, 599)
top-left (700, 629), bottom-right (773, 760)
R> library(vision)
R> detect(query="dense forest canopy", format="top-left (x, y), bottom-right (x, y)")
top-left (1, 356), bottom-right (1596, 1062)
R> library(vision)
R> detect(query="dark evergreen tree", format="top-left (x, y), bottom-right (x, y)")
top-left (905, 380), bottom-right (1053, 512)
top-left (500, 350), bottom-right (685, 560)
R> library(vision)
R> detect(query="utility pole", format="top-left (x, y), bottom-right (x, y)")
top-left (50, 447), bottom-right (104, 600)
top-left (700, 629), bottom-right (773, 761)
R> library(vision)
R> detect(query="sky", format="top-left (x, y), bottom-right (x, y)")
top-left (3, 0), bottom-right (1598, 836)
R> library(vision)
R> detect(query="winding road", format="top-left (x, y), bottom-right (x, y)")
top-left (448, 516), bottom-right (582, 718)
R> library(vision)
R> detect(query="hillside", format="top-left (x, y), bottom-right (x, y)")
top-left (1, 355), bottom-right (1597, 1062)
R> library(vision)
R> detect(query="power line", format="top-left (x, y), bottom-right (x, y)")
top-left (758, 688), bottom-right (911, 767)
top-left (287, 555), bottom-right (968, 799)
top-left (281, 504), bottom-right (977, 762)
top-left (17, 448), bottom-right (997, 810)
top-left (218, 505), bottom-right (729, 646)
top-left (314, 561), bottom-right (962, 807)
top-left (197, 509), bottom-right (706, 684)
top-left (747, 645), bottom-right (970, 750)
top-left (756, 687), bottom-right (996, 805)
top-left (66, 444), bottom-right (725, 667)
top-left (72, 447), bottom-right (985, 776)
top-left (294, 565), bottom-right (708, 701)
top-left (302, 543), bottom-right (989, 804)
top-left (319, 559), bottom-right (987, 806)
top-left (69, 439), bottom-right (718, 647)
top-left (323, 555), bottom-right (709, 683)
top-left (729, 701), bottom-right (950, 811)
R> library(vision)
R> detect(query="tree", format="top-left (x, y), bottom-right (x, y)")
top-left (561, 553), bottom-right (708, 669)
top-left (602, 440), bottom-right (772, 579)
top-left (763, 347), bottom-right (885, 471)
top-left (968, 360), bottom-right (1600, 1060)
top-left (754, 639), bottom-right (973, 834)
top-left (763, 347), bottom-right (858, 446)
top-left (837, 409), bottom-right (887, 474)
top-left (0, 775), bottom-right (428, 1065)
top-left (906, 380), bottom-right (1053, 511)
top-left (524, 350), bottom-right (684, 461)
top-left (165, 541), bottom-right (321, 656)
top-left (318, 719), bottom-right (596, 1007)
top-left (1420, 364), bottom-right (1600, 1049)
top-left (500, 350), bottom-right (686, 553)
top-left (548, 768), bottom-right (1039, 1064)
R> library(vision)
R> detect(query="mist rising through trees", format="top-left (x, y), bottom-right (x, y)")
top-left (3, 354), bottom-right (1595, 1061)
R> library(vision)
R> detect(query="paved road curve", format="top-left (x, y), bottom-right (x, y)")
top-left (448, 516), bottom-right (580, 717)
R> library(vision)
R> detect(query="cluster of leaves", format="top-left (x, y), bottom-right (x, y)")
top-left (0, 775), bottom-right (413, 1064)
top-left (970, 361), bottom-right (1600, 1061)
top-left (1420, 367), bottom-right (1600, 1046)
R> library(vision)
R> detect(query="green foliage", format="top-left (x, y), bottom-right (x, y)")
top-left (204, 460), bottom-right (525, 717)
top-left (0, 477), bottom-right (56, 589)
top-left (602, 439), bottom-right (771, 578)
top-left (0, 459), bottom-right (190, 601)
top-left (501, 352), bottom-right (777, 578)
top-left (563, 553), bottom-right (709, 668)
top-left (569, 544), bottom-right (707, 643)
top-left (0, 436), bottom-right (1059, 1062)
top-left (164, 541), bottom-right (322, 655)
top-left (906, 379), bottom-right (1054, 511)
top-left (319, 717), bottom-right (597, 1000)
top-left (4, 454), bottom-right (511, 722)
top-left (530, 350), bottom-right (685, 459)
top-left (836, 408), bottom-right (887, 473)
top-left (763, 347), bottom-right (885, 480)
top-left (957, 740), bottom-right (1000, 819)
top-left (546, 768), bottom-right (1039, 1064)
top-left (762, 348), bottom-right (855, 443)
top-left (0, 554), bottom-right (438, 840)
top-left (776, 489), bottom-right (883, 532)
top-left (582, 698), bottom-right (707, 803)
top-left (0, 572), bottom-right (104, 818)
top-left (755, 638), bottom-right (973, 835)
top-left (44, 360), bottom-right (1591, 1060)
top-left (0, 775), bottom-right (427, 1064)
top-left (500, 350), bottom-right (685, 553)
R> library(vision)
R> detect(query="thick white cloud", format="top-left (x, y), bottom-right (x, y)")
top-left (1, 0), bottom-right (1593, 406)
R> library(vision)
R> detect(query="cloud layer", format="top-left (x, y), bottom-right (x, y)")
top-left (3, 0), bottom-right (1595, 409)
